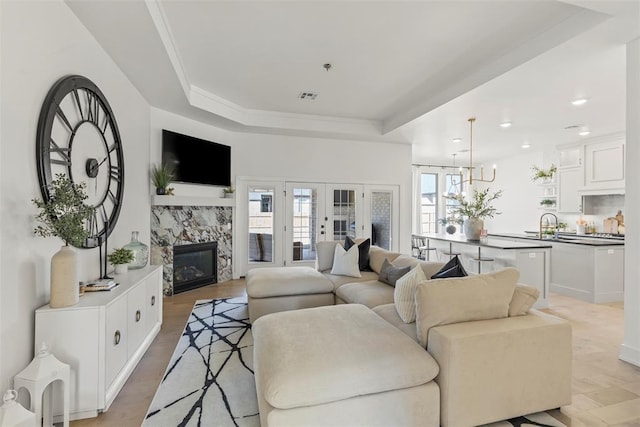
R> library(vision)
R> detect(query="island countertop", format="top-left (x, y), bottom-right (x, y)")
top-left (489, 232), bottom-right (625, 247)
top-left (421, 233), bottom-right (552, 249)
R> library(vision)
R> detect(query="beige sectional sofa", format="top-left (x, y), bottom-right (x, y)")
top-left (251, 241), bottom-right (572, 427)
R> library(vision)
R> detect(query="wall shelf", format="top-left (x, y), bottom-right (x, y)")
top-left (152, 195), bottom-right (234, 207)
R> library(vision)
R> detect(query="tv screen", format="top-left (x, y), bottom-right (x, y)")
top-left (162, 129), bottom-right (231, 187)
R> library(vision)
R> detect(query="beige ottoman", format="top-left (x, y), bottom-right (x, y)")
top-left (253, 304), bottom-right (440, 427)
top-left (246, 266), bottom-right (334, 323)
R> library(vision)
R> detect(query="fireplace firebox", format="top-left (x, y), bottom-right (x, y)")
top-left (173, 241), bottom-right (218, 294)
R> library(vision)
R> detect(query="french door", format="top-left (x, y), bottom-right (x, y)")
top-left (284, 183), bottom-right (364, 267)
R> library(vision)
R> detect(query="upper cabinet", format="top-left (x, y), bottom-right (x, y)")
top-left (582, 138), bottom-right (625, 194)
top-left (558, 147), bottom-right (582, 169)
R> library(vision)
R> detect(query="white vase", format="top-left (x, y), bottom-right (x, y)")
top-left (464, 218), bottom-right (484, 241)
top-left (114, 264), bottom-right (128, 274)
top-left (50, 245), bottom-right (78, 308)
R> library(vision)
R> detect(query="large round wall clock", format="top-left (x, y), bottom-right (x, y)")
top-left (36, 75), bottom-right (124, 249)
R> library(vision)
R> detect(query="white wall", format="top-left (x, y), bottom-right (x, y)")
top-left (622, 37), bottom-right (640, 367)
top-left (483, 150), bottom-right (547, 234)
top-left (150, 108), bottom-right (414, 262)
top-left (0, 1), bottom-right (151, 389)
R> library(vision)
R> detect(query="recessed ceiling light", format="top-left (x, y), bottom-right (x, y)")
top-left (500, 122), bottom-right (512, 128)
top-left (579, 130), bottom-right (591, 136)
top-left (521, 142), bottom-right (531, 149)
top-left (572, 98), bottom-right (588, 106)
top-left (452, 138), bottom-right (462, 143)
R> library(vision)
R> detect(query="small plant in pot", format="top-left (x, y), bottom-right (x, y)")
top-left (540, 199), bottom-right (556, 207)
top-left (531, 164), bottom-right (557, 182)
top-left (151, 163), bottom-right (175, 195)
top-left (446, 188), bottom-right (502, 241)
top-left (108, 247), bottom-right (134, 274)
top-left (223, 186), bottom-right (235, 198)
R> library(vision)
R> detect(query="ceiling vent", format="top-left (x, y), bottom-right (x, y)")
top-left (298, 92), bottom-right (318, 100)
top-left (564, 124), bottom-right (581, 130)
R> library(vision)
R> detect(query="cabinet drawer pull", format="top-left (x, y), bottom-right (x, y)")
top-left (114, 330), bottom-right (121, 345)
top-left (151, 295), bottom-right (156, 306)
top-left (135, 310), bottom-right (141, 322)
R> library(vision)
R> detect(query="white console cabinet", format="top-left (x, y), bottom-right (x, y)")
top-left (34, 266), bottom-right (162, 420)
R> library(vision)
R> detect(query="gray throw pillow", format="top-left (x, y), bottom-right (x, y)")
top-left (379, 259), bottom-right (410, 287)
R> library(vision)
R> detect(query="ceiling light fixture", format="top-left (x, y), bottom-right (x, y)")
top-left (460, 118), bottom-right (495, 185)
top-left (571, 98), bottom-right (588, 106)
top-left (522, 142), bottom-right (531, 149)
top-left (442, 154), bottom-right (462, 197)
top-left (500, 122), bottom-right (512, 128)
top-left (452, 138), bottom-right (462, 143)
top-left (579, 129), bottom-right (591, 136)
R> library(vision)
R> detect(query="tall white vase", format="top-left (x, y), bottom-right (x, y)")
top-left (50, 245), bottom-right (78, 308)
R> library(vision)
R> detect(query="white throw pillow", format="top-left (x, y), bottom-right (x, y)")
top-left (330, 244), bottom-right (361, 278)
top-left (394, 264), bottom-right (427, 323)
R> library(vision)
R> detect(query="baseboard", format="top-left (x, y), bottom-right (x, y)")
top-left (619, 343), bottom-right (640, 367)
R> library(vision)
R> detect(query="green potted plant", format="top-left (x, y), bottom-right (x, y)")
top-left (32, 173), bottom-right (94, 308)
top-left (107, 247), bottom-right (134, 274)
top-left (151, 163), bottom-right (175, 195)
top-left (447, 188), bottom-right (502, 240)
top-left (531, 164), bottom-right (557, 182)
top-left (223, 185), bottom-right (235, 198)
top-left (540, 199), bottom-right (556, 207)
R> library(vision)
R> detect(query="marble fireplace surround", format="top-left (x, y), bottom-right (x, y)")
top-left (151, 196), bottom-right (233, 295)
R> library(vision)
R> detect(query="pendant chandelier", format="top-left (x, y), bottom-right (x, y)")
top-left (460, 117), bottom-right (496, 185)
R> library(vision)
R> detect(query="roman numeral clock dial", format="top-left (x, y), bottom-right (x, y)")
top-left (36, 75), bottom-right (125, 249)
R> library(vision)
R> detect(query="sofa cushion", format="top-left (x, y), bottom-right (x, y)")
top-left (253, 304), bottom-right (440, 409)
top-left (246, 266), bottom-right (334, 298)
top-left (509, 284), bottom-right (540, 316)
top-left (330, 244), bottom-right (361, 278)
top-left (394, 265), bottom-right (427, 323)
top-left (345, 236), bottom-right (371, 271)
top-left (372, 303), bottom-right (419, 342)
top-left (316, 241), bottom-right (342, 272)
top-left (369, 246), bottom-right (401, 274)
top-left (323, 270), bottom-right (379, 291)
top-left (390, 254), bottom-right (420, 270)
top-left (336, 280), bottom-right (395, 308)
top-left (415, 268), bottom-right (520, 348)
top-left (378, 259), bottom-right (410, 287)
top-left (430, 255), bottom-right (467, 279)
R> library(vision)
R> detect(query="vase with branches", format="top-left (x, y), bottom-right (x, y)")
top-left (32, 174), bottom-right (94, 307)
top-left (446, 188), bottom-right (502, 240)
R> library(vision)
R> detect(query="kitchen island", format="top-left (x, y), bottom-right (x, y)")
top-left (490, 233), bottom-right (624, 303)
top-left (421, 233), bottom-right (551, 308)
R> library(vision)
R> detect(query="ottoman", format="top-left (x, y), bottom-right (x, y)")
top-left (253, 304), bottom-right (440, 427)
top-left (246, 266), bottom-right (334, 323)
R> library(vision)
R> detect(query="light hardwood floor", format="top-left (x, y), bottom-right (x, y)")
top-left (70, 281), bottom-right (640, 427)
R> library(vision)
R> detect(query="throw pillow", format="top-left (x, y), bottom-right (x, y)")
top-left (415, 268), bottom-right (520, 348)
top-left (345, 236), bottom-right (371, 271)
top-left (378, 259), bottom-right (411, 287)
top-left (394, 264), bottom-right (427, 323)
top-left (330, 244), bottom-right (361, 278)
top-left (509, 284), bottom-right (540, 316)
top-left (430, 255), bottom-right (468, 279)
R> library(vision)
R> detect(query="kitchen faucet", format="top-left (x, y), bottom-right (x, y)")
top-left (539, 213), bottom-right (558, 239)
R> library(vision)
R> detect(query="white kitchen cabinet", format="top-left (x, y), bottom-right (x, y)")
top-left (582, 138), bottom-right (625, 194)
top-left (558, 147), bottom-right (582, 169)
top-left (557, 167), bottom-right (583, 213)
top-left (34, 266), bottom-right (162, 421)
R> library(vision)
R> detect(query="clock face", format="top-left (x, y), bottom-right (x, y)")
top-left (36, 75), bottom-right (124, 249)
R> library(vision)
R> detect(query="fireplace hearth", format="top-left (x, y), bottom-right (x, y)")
top-left (173, 241), bottom-right (218, 294)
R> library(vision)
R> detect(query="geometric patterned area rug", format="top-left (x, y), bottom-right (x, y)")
top-left (144, 297), bottom-right (258, 427)
top-left (144, 298), bottom-right (566, 427)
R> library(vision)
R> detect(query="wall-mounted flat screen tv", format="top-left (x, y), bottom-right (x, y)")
top-left (162, 129), bottom-right (231, 187)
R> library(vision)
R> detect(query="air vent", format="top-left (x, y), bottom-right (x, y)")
top-left (298, 92), bottom-right (318, 100)
top-left (564, 124), bottom-right (581, 130)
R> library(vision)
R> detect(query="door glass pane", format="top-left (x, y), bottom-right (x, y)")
top-left (420, 174), bottom-right (437, 234)
top-left (371, 191), bottom-right (392, 249)
top-left (248, 187), bottom-right (274, 263)
top-left (292, 187), bottom-right (317, 261)
top-left (333, 189), bottom-right (356, 240)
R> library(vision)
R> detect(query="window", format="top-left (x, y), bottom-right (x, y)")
top-left (445, 173), bottom-right (462, 221)
top-left (420, 173), bottom-right (437, 234)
